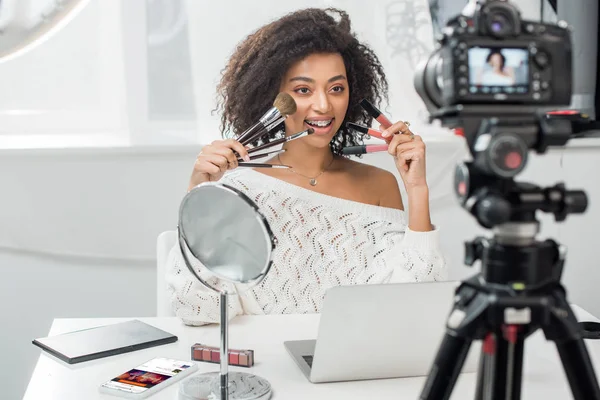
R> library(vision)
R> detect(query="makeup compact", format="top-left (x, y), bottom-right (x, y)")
top-left (191, 343), bottom-right (254, 368)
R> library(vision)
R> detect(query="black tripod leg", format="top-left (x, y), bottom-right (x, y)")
top-left (503, 334), bottom-right (525, 400)
top-left (475, 334), bottom-right (497, 400)
top-left (420, 333), bottom-right (473, 400)
top-left (543, 291), bottom-right (600, 400)
top-left (555, 337), bottom-right (600, 399)
top-left (474, 330), bottom-right (525, 400)
top-left (420, 279), bottom-right (488, 400)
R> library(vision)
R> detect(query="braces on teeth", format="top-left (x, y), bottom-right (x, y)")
top-left (306, 120), bottom-right (332, 127)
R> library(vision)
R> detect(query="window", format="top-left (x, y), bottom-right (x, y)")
top-left (0, 0), bottom-right (128, 146)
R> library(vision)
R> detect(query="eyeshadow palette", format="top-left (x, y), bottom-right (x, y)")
top-left (191, 343), bottom-right (254, 368)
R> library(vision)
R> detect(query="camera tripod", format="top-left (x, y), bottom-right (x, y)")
top-left (418, 115), bottom-right (600, 399)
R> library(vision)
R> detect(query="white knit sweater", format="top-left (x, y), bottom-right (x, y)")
top-left (166, 168), bottom-right (447, 325)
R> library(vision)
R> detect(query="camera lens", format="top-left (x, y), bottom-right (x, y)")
top-left (414, 49), bottom-right (445, 109)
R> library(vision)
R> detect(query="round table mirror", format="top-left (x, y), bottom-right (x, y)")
top-left (177, 182), bottom-right (275, 400)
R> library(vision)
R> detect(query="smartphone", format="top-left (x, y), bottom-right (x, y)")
top-left (99, 357), bottom-right (198, 399)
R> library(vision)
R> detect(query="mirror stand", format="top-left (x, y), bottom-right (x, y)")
top-left (179, 292), bottom-right (272, 400)
top-left (177, 241), bottom-right (272, 400)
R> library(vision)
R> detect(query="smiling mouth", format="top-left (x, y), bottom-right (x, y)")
top-left (305, 119), bottom-right (333, 128)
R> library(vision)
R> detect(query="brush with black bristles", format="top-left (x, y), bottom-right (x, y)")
top-left (237, 92), bottom-right (297, 145)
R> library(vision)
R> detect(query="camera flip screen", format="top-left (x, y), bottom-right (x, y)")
top-left (468, 47), bottom-right (529, 95)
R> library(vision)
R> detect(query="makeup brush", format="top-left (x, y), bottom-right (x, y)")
top-left (247, 128), bottom-right (314, 155)
top-left (239, 93), bottom-right (296, 145)
top-left (237, 162), bottom-right (290, 169)
top-left (238, 148), bottom-right (285, 162)
top-left (237, 93), bottom-right (297, 145)
top-left (263, 115), bottom-right (286, 134)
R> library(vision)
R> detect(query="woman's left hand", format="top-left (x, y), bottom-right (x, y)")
top-left (381, 121), bottom-right (427, 190)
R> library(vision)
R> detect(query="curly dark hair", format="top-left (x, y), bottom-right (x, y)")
top-left (215, 8), bottom-right (389, 155)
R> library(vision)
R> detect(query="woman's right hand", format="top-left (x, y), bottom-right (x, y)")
top-left (188, 139), bottom-right (250, 191)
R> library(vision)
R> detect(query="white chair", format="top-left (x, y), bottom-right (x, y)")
top-left (156, 230), bottom-right (177, 317)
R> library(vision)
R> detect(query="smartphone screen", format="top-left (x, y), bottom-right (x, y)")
top-left (101, 358), bottom-right (195, 395)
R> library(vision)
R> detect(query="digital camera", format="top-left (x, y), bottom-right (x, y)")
top-left (415, 0), bottom-right (573, 112)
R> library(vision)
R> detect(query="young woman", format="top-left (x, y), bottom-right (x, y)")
top-left (477, 49), bottom-right (515, 86)
top-left (166, 8), bottom-right (447, 325)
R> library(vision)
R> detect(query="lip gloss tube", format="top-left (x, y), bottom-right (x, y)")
top-left (360, 99), bottom-right (393, 129)
top-left (346, 122), bottom-right (387, 141)
top-left (341, 144), bottom-right (389, 155)
top-left (191, 343), bottom-right (254, 368)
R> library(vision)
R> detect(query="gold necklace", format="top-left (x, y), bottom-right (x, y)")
top-left (278, 154), bottom-right (335, 186)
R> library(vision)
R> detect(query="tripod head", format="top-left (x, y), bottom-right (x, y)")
top-left (453, 111), bottom-right (589, 286)
top-left (454, 112), bottom-right (588, 230)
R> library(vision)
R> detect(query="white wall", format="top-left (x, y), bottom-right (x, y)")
top-left (0, 147), bottom-right (195, 399)
top-left (1, 1), bottom-right (599, 400)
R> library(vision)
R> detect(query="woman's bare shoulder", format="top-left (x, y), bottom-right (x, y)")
top-left (339, 157), bottom-right (403, 208)
top-left (338, 157), bottom-right (397, 181)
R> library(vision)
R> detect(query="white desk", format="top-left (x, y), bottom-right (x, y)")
top-left (25, 306), bottom-right (600, 400)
